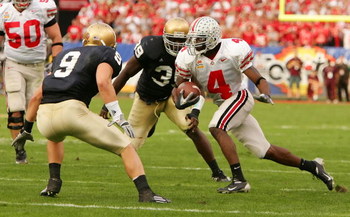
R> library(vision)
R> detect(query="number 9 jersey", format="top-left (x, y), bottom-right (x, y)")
top-left (175, 38), bottom-right (254, 105)
top-left (0, 0), bottom-right (57, 63)
top-left (41, 46), bottom-right (122, 107)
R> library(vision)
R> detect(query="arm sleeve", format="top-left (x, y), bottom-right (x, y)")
top-left (237, 40), bottom-right (254, 72)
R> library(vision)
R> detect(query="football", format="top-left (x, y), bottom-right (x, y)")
top-left (173, 81), bottom-right (201, 109)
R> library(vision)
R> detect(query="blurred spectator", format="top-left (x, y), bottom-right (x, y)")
top-left (323, 59), bottom-right (338, 103)
top-left (70, 0), bottom-right (350, 46)
top-left (286, 49), bottom-right (303, 100)
top-left (306, 67), bottom-right (320, 101)
top-left (335, 56), bottom-right (350, 102)
top-left (65, 18), bottom-right (83, 43)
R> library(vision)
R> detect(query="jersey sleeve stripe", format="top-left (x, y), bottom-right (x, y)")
top-left (47, 8), bottom-right (57, 12)
top-left (240, 56), bottom-right (253, 69)
top-left (241, 50), bottom-right (253, 65)
top-left (175, 64), bottom-right (190, 73)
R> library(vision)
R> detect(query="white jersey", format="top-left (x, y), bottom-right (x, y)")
top-left (0, 0), bottom-right (57, 63)
top-left (175, 38), bottom-right (253, 105)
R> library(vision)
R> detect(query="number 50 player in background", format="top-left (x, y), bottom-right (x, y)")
top-left (0, 0), bottom-right (63, 164)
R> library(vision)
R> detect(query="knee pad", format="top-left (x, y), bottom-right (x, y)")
top-left (8, 111), bottom-right (25, 130)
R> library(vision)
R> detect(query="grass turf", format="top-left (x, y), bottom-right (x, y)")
top-left (0, 95), bottom-right (349, 217)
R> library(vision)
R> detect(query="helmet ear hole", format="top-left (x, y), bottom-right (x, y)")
top-left (82, 23), bottom-right (117, 48)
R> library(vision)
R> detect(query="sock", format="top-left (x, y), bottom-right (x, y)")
top-left (23, 120), bottom-right (34, 133)
top-left (49, 163), bottom-right (61, 179)
top-left (230, 163), bottom-right (246, 182)
top-left (299, 158), bottom-right (316, 174)
top-left (133, 175), bottom-right (151, 193)
top-left (207, 159), bottom-right (221, 175)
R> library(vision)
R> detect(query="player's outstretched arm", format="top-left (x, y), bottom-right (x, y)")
top-left (11, 87), bottom-right (43, 149)
top-left (244, 66), bottom-right (274, 105)
top-left (96, 63), bottom-right (135, 138)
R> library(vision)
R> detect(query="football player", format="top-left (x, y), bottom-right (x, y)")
top-left (100, 17), bottom-right (230, 182)
top-left (0, 0), bottom-right (63, 164)
top-left (11, 23), bottom-right (170, 203)
top-left (175, 16), bottom-right (335, 193)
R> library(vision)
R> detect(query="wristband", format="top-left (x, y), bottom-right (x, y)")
top-left (187, 108), bottom-right (200, 120)
top-left (193, 95), bottom-right (205, 111)
top-left (52, 42), bottom-right (63, 47)
top-left (255, 77), bottom-right (266, 86)
top-left (105, 100), bottom-right (122, 118)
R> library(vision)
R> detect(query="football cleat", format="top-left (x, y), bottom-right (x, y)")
top-left (40, 178), bottom-right (62, 197)
top-left (312, 158), bottom-right (335, 191)
top-left (15, 149), bottom-right (27, 164)
top-left (217, 179), bottom-right (251, 194)
top-left (139, 190), bottom-right (171, 203)
top-left (212, 170), bottom-right (231, 182)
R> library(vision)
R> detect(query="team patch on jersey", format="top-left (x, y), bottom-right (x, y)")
top-left (196, 60), bottom-right (204, 69)
top-left (3, 11), bottom-right (9, 19)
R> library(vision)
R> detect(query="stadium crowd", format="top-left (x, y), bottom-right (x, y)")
top-left (66, 0), bottom-right (350, 47)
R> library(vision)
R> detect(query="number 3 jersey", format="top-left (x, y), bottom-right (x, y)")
top-left (41, 46), bottom-right (122, 106)
top-left (175, 38), bottom-right (254, 105)
top-left (0, 0), bottom-right (57, 63)
top-left (134, 36), bottom-right (177, 103)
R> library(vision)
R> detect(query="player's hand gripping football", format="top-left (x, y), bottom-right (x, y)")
top-left (254, 94), bottom-right (274, 105)
top-left (11, 129), bottom-right (34, 150)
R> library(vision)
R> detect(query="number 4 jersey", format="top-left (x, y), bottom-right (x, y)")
top-left (0, 0), bottom-right (57, 63)
top-left (175, 38), bottom-right (253, 105)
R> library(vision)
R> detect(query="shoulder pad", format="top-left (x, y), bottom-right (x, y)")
top-left (136, 36), bottom-right (165, 60)
top-left (33, 0), bottom-right (57, 17)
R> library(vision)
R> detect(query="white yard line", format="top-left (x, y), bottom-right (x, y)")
top-left (0, 201), bottom-right (349, 216)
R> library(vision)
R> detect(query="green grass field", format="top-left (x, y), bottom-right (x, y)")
top-left (0, 95), bottom-right (349, 217)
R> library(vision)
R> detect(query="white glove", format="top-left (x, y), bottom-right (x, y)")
top-left (11, 130), bottom-right (34, 150)
top-left (105, 101), bottom-right (135, 138)
top-left (254, 94), bottom-right (274, 105)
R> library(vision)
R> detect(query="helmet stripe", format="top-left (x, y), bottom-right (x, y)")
top-left (191, 17), bottom-right (202, 31)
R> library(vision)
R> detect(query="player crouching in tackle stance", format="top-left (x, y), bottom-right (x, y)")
top-left (11, 23), bottom-right (170, 203)
top-left (174, 16), bottom-right (335, 193)
top-left (100, 17), bottom-right (229, 182)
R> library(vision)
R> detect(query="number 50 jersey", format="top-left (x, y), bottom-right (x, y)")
top-left (0, 0), bottom-right (57, 63)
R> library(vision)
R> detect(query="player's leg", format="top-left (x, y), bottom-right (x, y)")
top-left (264, 144), bottom-right (334, 190)
top-left (208, 90), bottom-right (254, 192)
top-left (165, 97), bottom-right (230, 182)
top-left (36, 103), bottom-right (66, 196)
top-left (128, 93), bottom-right (159, 149)
top-left (57, 100), bottom-right (170, 202)
top-left (40, 140), bottom-right (64, 197)
top-left (233, 112), bottom-right (334, 191)
top-left (120, 145), bottom-right (170, 203)
top-left (4, 60), bottom-right (27, 163)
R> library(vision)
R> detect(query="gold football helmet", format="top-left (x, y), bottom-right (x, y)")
top-left (163, 17), bottom-right (189, 56)
top-left (82, 23), bottom-right (117, 48)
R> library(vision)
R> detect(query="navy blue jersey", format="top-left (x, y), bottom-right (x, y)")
top-left (41, 46), bottom-right (122, 106)
top-left (134, 36), bottom-right (176, 103)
